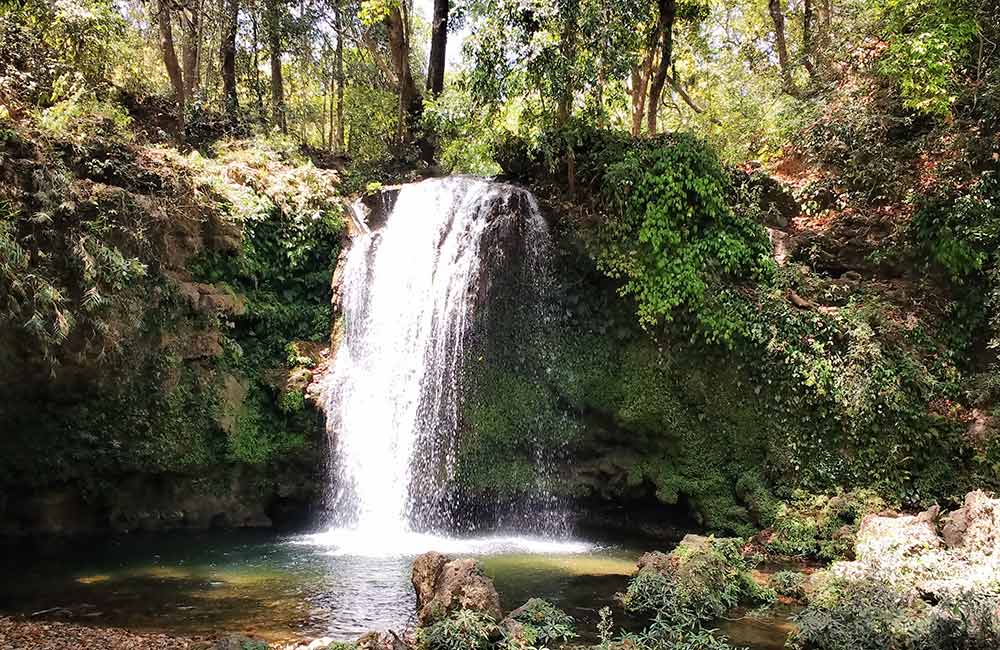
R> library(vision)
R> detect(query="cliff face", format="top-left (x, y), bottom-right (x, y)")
top-left (0, 122), bottom-right (341, 536)
top-left (452, 127), bottom-right (999, 536)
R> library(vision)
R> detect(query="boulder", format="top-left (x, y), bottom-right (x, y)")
top-left (855, 510), bottom-right (941, 562)
top-left (356, 631), bottom-right (407, 650)
top-left (941, 490), bottom-right (1000, 554)
top-left (411, 552), bottom-right (503, 625)
top-left (635, 550), bottom-right (672, 574)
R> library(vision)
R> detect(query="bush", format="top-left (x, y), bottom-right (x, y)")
top-left (598, 607), bottom-right (741, 650)
top-left (623, 537), bottom-right (775, 623)
top-left (768, 571), bottom-right (806, 599)
top-left (766, 490), bottom-right (886, 560)
top-left (507, 599), bottom-right (575, 643)
top-left (417, 610), bottom-right (499, 650)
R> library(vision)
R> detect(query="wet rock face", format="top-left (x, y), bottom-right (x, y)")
top-left (411, 552), bottom-right (503, 625)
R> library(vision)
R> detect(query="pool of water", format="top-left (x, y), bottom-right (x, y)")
top-left (0, 529), bottom-right (797, 648)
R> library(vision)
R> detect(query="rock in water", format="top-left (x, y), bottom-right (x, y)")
top-left (357, 631), bottom-right (408, 650)
top-left (412, 552), bottom-right (503, 625)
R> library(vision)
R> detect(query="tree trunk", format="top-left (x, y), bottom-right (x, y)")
top-left (426, 0), bottom-right (448, 97)
top-left (802, 0), bottom-right (816, 77)
top-left (333, 0), bottom-right (345, 151)
top-left (769, 0), bottom-right (799, 96)
top-left (555, 6), bottom-right (579, 124)
top-left (385, 2), bottom-right (419, 141)
top-left (817, 0), bottom-right (833, 72)
top-left (157, 0), bottom-right (186, 115)
top-left (221, 0), bottom-right (239, 124)
top-left (251, 5), bottom-right (265, 119)
top-left (181, 0), bottom-right (202, 98)
top-left (646, 0), bottom-right (676, 134)
top-left (266, 0), bottom-right (286, 132)
top-left (630, 27), bottom-right (657, 136)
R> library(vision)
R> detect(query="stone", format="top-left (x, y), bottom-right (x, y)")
top-left (356, 631), bottom-right (407, 650)
top-left (855, 511), bottom-right (942, 562)
top-left (412, 552), bottom-right (503, 625)
top-left (635, 550), bottom-right (673, 574)
top-left (941, 490), bottom-right (1000, 554)
top-left (215, 634), bottom-right (268, 650)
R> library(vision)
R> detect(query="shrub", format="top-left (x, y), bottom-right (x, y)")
top-left (623, 537), bottom-right (775, 623)
top-left (598, 607), bottom-right (741, 650)
top-left (768, 571), bottom-right (806, 599)
top-left (505, 598), bottom-right (576, 647)
top-left (417, 610), bottom-right (499, 650)
top-left (767, 490), bottom-right (886, 560)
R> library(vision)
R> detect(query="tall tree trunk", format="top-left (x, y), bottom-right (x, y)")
top-left (265, 0), bottom-right (286, 132)
top-left (333, 0), bottom-right (345, 151)
top-left (426, 0), bottom-right (448, 97)
top-left (802, 0), bottom-right (817, 77)
top-left (221, 0), bottom-right (240, 124)
top-left (157, 0), bottom-right (186, 116)
top-left (646, 0), bottom-right (676, 134)
top-left (251, 5), bottom-right (265, 119)
top-left (817, 0), bottom-right (833, 72)
top-left (181, 0), bottom-right (202, 99)
top-left (385, 2), bottom-right (419, 142)
top-left (630, 27), bottom-right (657, 136)
top-left (555, 6), bottom-right (579, 124)
top-left (769, 0), bottom-right (800, 96)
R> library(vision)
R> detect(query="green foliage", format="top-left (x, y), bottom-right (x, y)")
top-left (38, 75), bottom-right (133, 143)
top-left (417, 610), bottom-right (499, 650)
top-left (595, 130), bottom-right (773, 342)
top-left (768, 571), bottom-right (806, 599)
top-left (879, 0), bottom-right (980, 116)
top-left (766, 490), bottom-right (886, 560)
top-left (623, 538), bottom-right (775, 623)
top-left (190, 139), bottom-right (344, 369)
top-left (466, 0), bottom-right (651, 123)
top-left (503, 124), bottom-right (774, 344)
top-left (506, 599), bottom-right (576, 647)
top-left (912, 171), bottom-right (1000, 280)
top-left (791, 573), bottom-right (1000, 650)
top-left (606, 613), bottom-right (739, 650)
top-left (458, 363), bottom-right (578, 497)
top-left (0, 149), bottom-right (150, 365)
top-left (421, 80), bottom-right (503, 175)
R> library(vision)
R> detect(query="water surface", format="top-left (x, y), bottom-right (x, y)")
top-left (0, 529), bottom-right (798, 649)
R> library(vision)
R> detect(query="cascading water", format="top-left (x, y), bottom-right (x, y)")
top-left (308, 177), bottom-right (582, 556)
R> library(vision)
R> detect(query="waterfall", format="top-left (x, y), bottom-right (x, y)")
top-left (319, 177), bottom-right (553, 546)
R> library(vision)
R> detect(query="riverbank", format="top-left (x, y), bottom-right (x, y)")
top-left (0, 616), bottom-right (207, 650)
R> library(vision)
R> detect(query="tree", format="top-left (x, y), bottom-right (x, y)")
top-left (180, 0), bottom-right (203, 98)
top-left (333, 0), bottom-right (345, 150)
top-left (426, 0), bottom-right (448, 97)
top-left (769, 0), bottom-right (800, 96)
top-left (156, 0), bottom-right (187, 116)
top-left (221, 0), bottom-right (240, 123)
top-left (265, 0), bottom-right (287, 131)
top-left (646, 0), bottom-right (676, 133)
